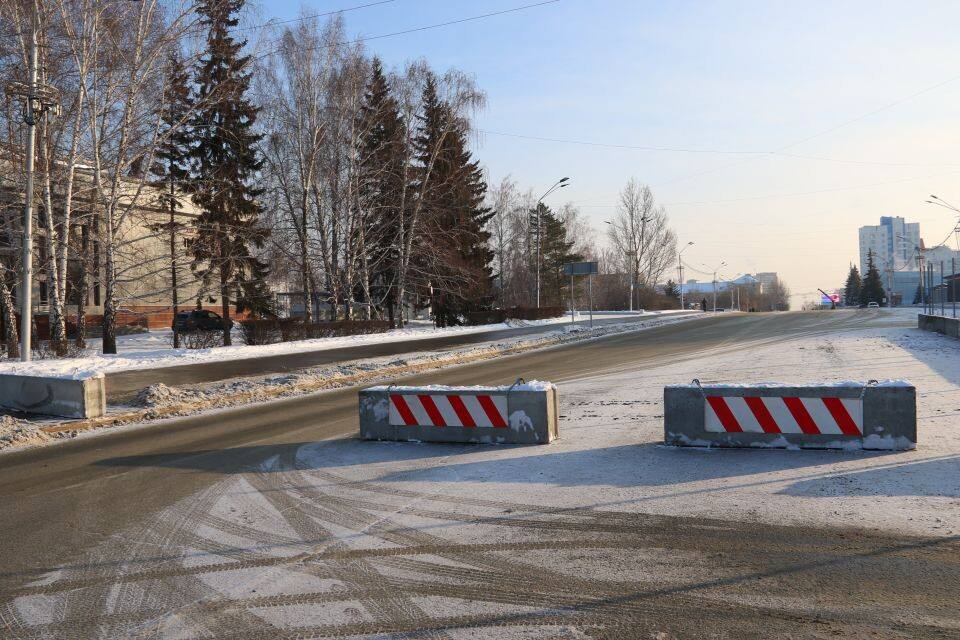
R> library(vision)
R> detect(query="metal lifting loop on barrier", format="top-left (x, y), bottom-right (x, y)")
top-left (691, 378), bottom-right (706, 398)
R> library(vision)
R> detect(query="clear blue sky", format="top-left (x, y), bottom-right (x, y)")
top-left (254, 0), bottom-right (960, 305)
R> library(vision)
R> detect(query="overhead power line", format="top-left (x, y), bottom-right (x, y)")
top-left (338, 0), bottom-right (561, 45)
top-left (255, 0), bottom-right (561, 59)
top-left (479, 129), bottom-right (960, 168)
top-left (237, 0), bottom-right (397, 33)
top-left (652, 71), bottom-right (960, 188)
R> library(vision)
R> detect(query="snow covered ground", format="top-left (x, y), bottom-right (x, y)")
top-left (0, 310), bottom-right (684, 379)
top-left (283, 308), bottom-right (958, 538)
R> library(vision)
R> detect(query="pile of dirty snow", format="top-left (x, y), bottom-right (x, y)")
top-left (0, 415), bottom-right (51, 450)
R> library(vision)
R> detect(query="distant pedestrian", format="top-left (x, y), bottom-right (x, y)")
top-left (700, 298), bottom-right (707, 312)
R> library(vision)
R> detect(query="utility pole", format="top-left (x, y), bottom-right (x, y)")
top-left (7, 0), bottom-right (59, 361)
top-left (678, 241), bottom-right (693, 310)
top-left (703, 260), bottom-right (726, 313)
top-left (19, 0), bottom-right (39, 363)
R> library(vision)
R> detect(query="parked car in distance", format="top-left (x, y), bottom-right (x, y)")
top-left (866, 302), bottom-right (880, 309)
top-left (173, 310), bottom-right (232, 333)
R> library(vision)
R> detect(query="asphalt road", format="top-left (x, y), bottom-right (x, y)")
top-left (2, 309), bottom-right (956, 638)
top-left (104, 313), bottom-right (689, 402)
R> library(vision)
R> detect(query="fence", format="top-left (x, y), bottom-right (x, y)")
top-left (917, 258), bottom-right (960, 318)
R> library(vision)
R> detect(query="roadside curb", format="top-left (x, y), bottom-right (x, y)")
top-left (21, 314), bottom-right (705, 445)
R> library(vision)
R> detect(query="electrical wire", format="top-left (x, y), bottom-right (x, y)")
top-left (255, 0), bottom-right (561, 60)
top-left (236, 0), bottom-right (397, 33)
top-left (479, 129), bottom-right (960, 168)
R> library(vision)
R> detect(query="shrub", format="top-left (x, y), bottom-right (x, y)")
top-left (181, 330), bottom-right (224, 350)
top-left (240, 319), bottom-right (392, 345)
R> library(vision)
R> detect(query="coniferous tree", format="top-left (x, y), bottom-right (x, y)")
top-left (539, 205), bottom-right (582, 306)
top-left (413, 74), bottom-right (493, 327)
top-left (664, 279), bottom-right (679, 298)
top-left (190, 0), bottom-right (268, 344)
top-left (844, 264), bottom-right (861, 308)
top-left (356, 58), bottom-right (406, 326)
top-left (914, 282), bottom-right (924, 305)
top-left (860, 250), bottom-right (885, 306)
top-left (151, 51), bottom-right (194, 348)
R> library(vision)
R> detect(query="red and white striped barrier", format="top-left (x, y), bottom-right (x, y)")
top-left (664, 381), bottom-right (916, 450)
top-left (705, 396), bottom-right (863, 436)
top-left (360, 382), bottom-right (559, 445)
top-left (389, 393), bottom-right (508, 428)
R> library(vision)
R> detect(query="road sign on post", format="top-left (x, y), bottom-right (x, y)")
top-left (563, 262), bottom-right (598, 328)
top-left (563, 261), bottom-right (598, 276)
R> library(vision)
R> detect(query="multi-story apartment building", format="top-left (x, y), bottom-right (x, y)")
top-left (858, 216), bottom-right (920, 276)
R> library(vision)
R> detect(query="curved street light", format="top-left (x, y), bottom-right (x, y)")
top-left (532, 177), bottom-right (570, 308)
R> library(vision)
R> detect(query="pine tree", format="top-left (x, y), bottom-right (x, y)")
top-left (664, 280), bottom-right (679, 298)
top-left (151, 51), bottom-right (194, 348)
top-left (413, 74), bottom-right (493, 327)
top-left (860, 250), bottom-right (885, 306)
top-left (843, 264), bottom-right (861, 308)
top-left (538, 205), bottom-right (582, 306)
top-left (914, 282), bottom-right (923, 305)
top-left (190, 0), bottom-right (268, 344)
top-left (356, 58), bottom-right (406, 326)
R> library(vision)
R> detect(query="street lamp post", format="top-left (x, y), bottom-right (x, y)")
top-left (532, 177), bottom-right (569, 308)
top-left (703, 261), bottom-right (726, 312)
top-left (678, 241), bottom-right (694, 310)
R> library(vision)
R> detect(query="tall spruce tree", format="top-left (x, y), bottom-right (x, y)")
top-left (356, 58), bottom-right (406, 326)
top-left (844, 264), bottom-right (861, 308)
top-left (860, 250), bottom-right (886, 306)
top-left (538, 204), bottom-right (582, 307)
top-left (151, 51), bottom-right (193, 348)
top-left (413, 74), bottom-right (494, 327)
top-left (190, 0), bottom-right (268, 344)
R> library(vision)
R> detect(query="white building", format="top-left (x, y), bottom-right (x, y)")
top-left (858, 216), bottom-right (920, 276)
top-left (922, 244), bottom-right (960, 271)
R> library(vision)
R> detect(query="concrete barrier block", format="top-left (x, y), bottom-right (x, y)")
top-left (0, 373), bottom-right (106, 419)
top-left (360, 381), bottom-right (558, 445)
top-left (664, 381), bottom-right (915, 450)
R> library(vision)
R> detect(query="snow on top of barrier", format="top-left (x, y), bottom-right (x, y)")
top-left (668, 379), bottom-right (912, 389)
top-left (367, 379), bottom-right (555, 393)
top-left (0, 370), bottom-right (105, 381)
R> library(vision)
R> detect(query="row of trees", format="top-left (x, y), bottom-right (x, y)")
top-left (487, 176), bottom-right (680, 311)
top-left (0, 0), bottom-right (687, 357)
top-left (0, 1), bottom-right (502, 354)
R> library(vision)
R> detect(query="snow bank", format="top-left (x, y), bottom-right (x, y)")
top-left (367, 380), bottom-right (556, 393)
top-left (673, 379), bottom-right (913, 389)
top-left (0, 311), bottom-right (682, 379)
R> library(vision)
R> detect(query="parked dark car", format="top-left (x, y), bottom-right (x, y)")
top-left (173, 310), bottom-right (232, 333)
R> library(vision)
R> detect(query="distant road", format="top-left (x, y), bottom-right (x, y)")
top-left (104, 312), bottom-right (695, 401)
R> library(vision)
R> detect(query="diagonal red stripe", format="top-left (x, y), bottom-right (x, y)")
top-left (447, 395), bottom-right (476, 427)
top-left (418, 395), bottom-right (445, 427)
top-left (783, 397), bottom-right (820, 434)
top-left (706, 396), bottom-right (742, 432)
top-left (390, 395), bottom-right (417, 426)
top-left (744, 397), bottom-right (780, 434)
top-left (477, 395), bottom-right (507, 428)
top-left (822, 397), bottom-right (862, 436)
